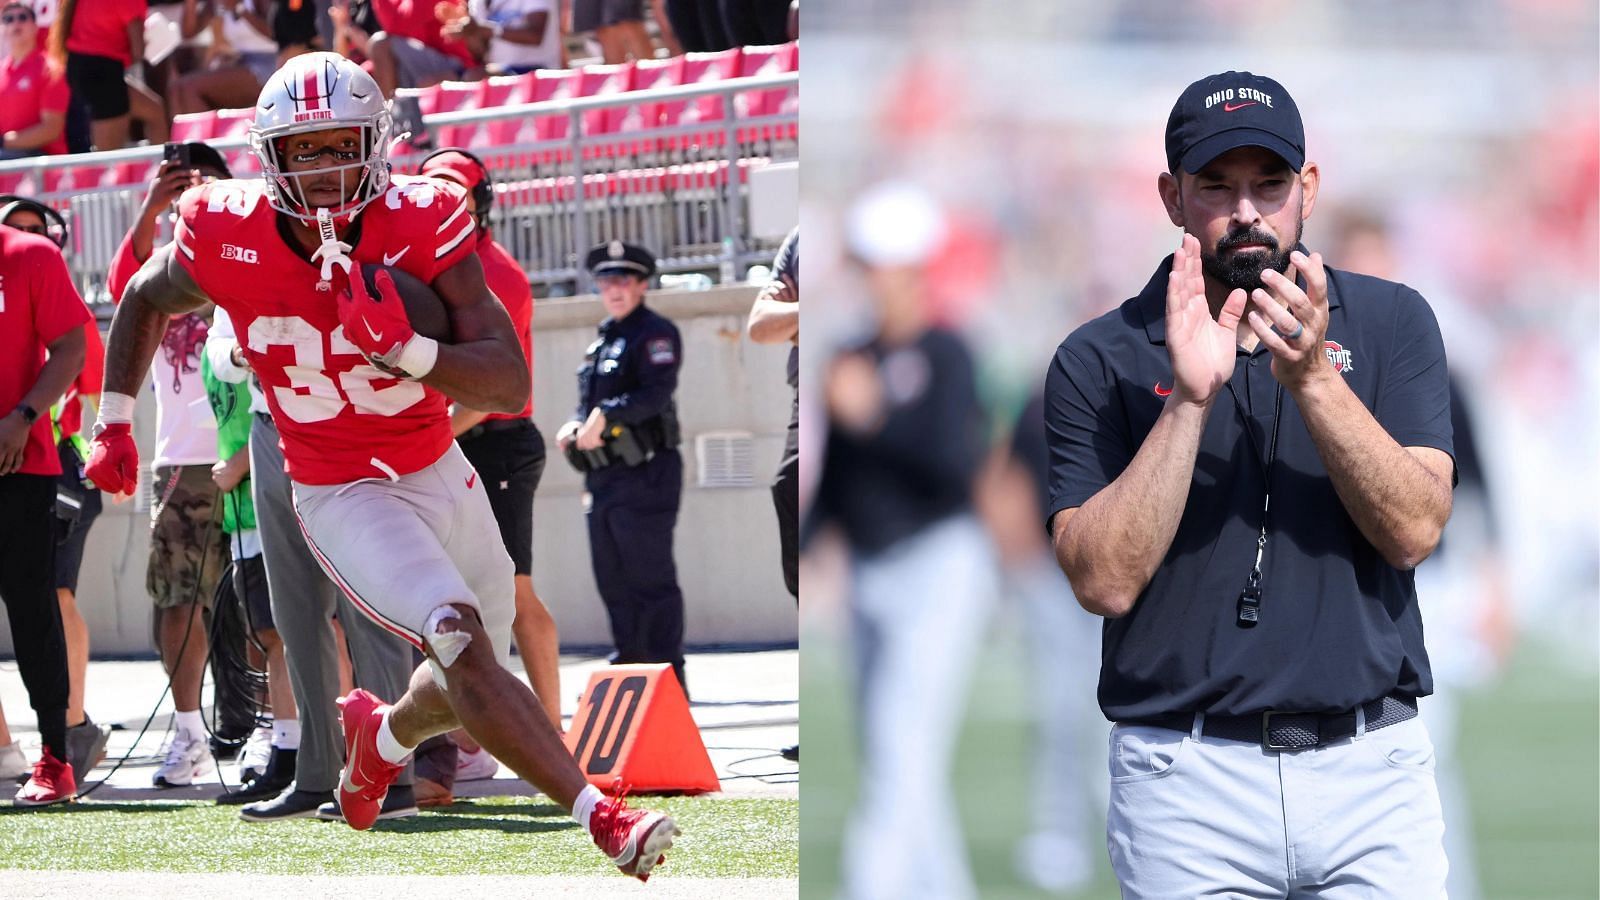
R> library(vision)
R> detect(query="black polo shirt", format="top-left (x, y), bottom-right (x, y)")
top-left (1044, 250), bottom-right (1454, 721)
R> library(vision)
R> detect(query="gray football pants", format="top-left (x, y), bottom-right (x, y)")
top-left (250, 414), bottom-right (414, 793)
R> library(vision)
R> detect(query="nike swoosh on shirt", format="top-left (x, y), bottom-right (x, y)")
top-left (1223, 101), bottom-right (1258, 112)
top-left (383, 247), bottom-right (410, 266)
top-left (1153, 382), bottom-right (1173, 397)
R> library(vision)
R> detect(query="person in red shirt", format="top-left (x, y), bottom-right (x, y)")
top-left (0, 222), bottom-right (89, 807)
top-left (88, 53), bottom-right (678, 878)
top-left (360, 0), bottom-right (475, 145)
top-left (0, 3), bottom-right (67, 157)
top-left (50, 0), bottom-right (168, 150)
top-left (0, 195), bottom-right (113, 786)
top-left (413, 148), bottom-right (560, 802)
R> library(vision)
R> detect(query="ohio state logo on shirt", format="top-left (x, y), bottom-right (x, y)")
top-left (1324, 340), bottom-right (1354, 374)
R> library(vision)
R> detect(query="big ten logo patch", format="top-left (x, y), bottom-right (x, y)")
top-left (221, 244), bottom-right (259, 264)
top-left (564, 664), bottom-right (719, 792)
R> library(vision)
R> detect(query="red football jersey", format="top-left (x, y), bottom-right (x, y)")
top-left (172, 174), bottom-right (479, 485)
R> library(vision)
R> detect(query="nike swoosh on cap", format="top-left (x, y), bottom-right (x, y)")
top-left (1223, 101), bottom-right (1258, 112)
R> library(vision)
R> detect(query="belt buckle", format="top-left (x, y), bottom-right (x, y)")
top-left (1261, 710), bottom-right (1316, 751)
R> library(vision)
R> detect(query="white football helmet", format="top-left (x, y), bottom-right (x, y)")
top-left (249, 52), bottom-right (393, 222)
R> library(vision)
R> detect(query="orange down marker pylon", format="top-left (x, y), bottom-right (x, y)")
top-left (563, 664), bottom-right (720, 794)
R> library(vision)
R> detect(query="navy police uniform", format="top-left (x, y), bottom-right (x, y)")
top-left (572, 242), bottom-right (688, 690)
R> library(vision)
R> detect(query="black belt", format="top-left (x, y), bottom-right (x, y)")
top-left (1129, 692), bottom-right (1418, 751)
top-left (459, 418), bottom-right (533, 441)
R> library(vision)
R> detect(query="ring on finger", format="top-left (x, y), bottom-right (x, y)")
top-left (1272, 320), bottom-right (1305, 341)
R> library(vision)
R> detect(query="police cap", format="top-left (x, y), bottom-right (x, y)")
top-left (586, 240), bottom-right (656, 279)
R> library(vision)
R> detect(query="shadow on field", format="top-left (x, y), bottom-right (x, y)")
top-left (374, 800), bottom-right (578, 834)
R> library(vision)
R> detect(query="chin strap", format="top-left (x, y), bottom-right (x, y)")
top-left (309, 207), bottom-right (354, 283)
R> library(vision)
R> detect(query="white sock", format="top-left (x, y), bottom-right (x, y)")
top-left (572, 784), bottom-right (605, 831)
top-left (174, 709), bottom-right (204, 739)
top-left (273, 718), bottom-right (301, 750)
top-left (374, 708), bottom-right (415, 765)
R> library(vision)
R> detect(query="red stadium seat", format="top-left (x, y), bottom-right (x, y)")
top-left (578, 61), bottom-right (636, 139)
top-left (529, 68), bottom-right (582, 142)
top-left (669, 48), bottom-right (741, 128)
top-left (621, 56), bottom-right (684, 134)
top-left (418, 80), bottom-right (486, 148)
top-left (213, 107), bottom-right (256, 142)
top-left (170, 110), bottom-right (219, 144)
top-left (735, 42), bottom-right (797, 118)
top-left (481, 71), bottom-right (537, 109)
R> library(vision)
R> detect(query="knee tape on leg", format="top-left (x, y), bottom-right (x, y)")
top-left (424, 606), bottom-right (472, 669)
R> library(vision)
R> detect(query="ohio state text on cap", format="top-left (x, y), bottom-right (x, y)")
top-left (1165, 71), bottom-right (1305, 174)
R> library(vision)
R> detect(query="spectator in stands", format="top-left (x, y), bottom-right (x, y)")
top-left (52, 0), bottom-right (170, 150)
top-left (0, 197), bottom-right (114, 786)
top-left (717, 0), bottom-right (786, 46)
top-left (170, 0), bottom-right (280, 115)
top-left (0, 2), bottom-right (68, 158)
top-left (571, 0), bottom-right (656, 63)
top-left (268, 0), bottom-right (319, 56)
top-left (0, 216), bottom-right (89, 807)
top-left (106, 146), bottom-right (234, 788)
top-left (328, 0), bottom-right (380, 62)
top-left (664, 0), bottom-right (727, 53)
top-left (440, 0), bottom-right (561, 74)
top-left (363, 0), bottom-right (473, 95)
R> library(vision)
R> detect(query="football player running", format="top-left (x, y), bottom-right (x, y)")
top-left (86, 53), bottom-right (678, 880)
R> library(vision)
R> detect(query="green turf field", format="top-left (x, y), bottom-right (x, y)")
top-left (0, 795), bottom-right (797, 879)
top-left (800, 623), bottom-right (1599, 899)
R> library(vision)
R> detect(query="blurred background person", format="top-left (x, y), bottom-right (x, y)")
top-left (0, 2), bottom-right (68, 159)
top-left (170, 0), bottom-right (280, 116)
top-left (440, 0), bottom-right (562, 75)
top-left (571, 0), bottom-right (654, 63)
top-left (810, 183), bottom-right (995, 900)
top-left (984, 391), bottom-right (1102, 895)
top-left (51, 0), bottom-right (168, 150)
top-left (1327, 210), bottom-right (1512, 900)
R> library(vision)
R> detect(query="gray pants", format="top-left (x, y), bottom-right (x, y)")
top-left (250, 414), bottom-right (415, 793)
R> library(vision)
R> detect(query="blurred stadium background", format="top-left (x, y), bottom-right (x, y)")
top-left (800, 1), bottom-right (1597, 897)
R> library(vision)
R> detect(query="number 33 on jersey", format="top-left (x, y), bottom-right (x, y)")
top-left (172, 174), bottom-right (479, 485)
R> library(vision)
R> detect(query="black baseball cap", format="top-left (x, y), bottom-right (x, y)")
top-left (1165, 71), bottom-right (1304, 175)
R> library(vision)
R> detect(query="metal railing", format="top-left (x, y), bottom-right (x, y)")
top-left (0, 72), bottom-right (798, 302)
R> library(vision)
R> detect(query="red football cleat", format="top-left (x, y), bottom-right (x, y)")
top-left (337, 689), bottom-right (406, 830)
top-left (590, 795), bottom-right (680, 881)
top-left (14, 746), bottom-right (76, 807)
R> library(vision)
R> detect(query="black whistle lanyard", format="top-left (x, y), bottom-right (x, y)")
top-left (1227, 362), bottom-right (1283, 629)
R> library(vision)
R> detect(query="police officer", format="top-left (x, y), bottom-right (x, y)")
top-left (558, 241), bottom-right (688, 692)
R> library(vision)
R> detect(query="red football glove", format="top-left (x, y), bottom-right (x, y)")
top-left (337, 262), bottom-right (416, 370)
top-left (85, 423), bottom-right (139, 495)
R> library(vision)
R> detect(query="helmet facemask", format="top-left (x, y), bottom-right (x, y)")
top-left (248, 52), bottom-right (395, 224)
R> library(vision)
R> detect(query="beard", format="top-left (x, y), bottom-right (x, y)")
top-left (1199, 207), bottom-right (1304, 293)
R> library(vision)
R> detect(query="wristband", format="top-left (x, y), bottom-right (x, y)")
top-left (395, 335), bottom-right (439, 379)
top-left (97, 391), bottom-right (137, 426)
